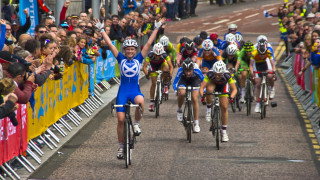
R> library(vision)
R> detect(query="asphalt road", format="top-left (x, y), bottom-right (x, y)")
top-left (30, 0), bottom-right (320, 179)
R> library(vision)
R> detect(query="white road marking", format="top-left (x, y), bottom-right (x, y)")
top-left (213, 19), bottom-right (230, 24)
top-left (271, 22), bottom-right (279, 26)
top-left (265, 7), bottom-right (277, 12)
top-left (261, 3), bottom-right (281, 8)
top-left (228, 19), bottom-right (241, 24)
top-left (235, 13), bottom-right (243, 17)
top-left (203, 22), bottom-right (211, 25)
top-left (245, 13), bottom-right (260, 19)
top-left (206, 25), bottom-right (222, 31)
top-left (233, 8), bottom-right (252, 13)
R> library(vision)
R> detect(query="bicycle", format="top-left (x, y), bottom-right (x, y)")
top-left (179, 86), bottom-right (199, 143)
top-left (254, 71), bottom-right (274, 119)
top-left (152, 70), bottom-right (170, 118)
top-left (204, 92), bottom-right (228, 150)
top-left (111, 102), bottom-right (142, 168)
top-left (229, 68), bottom-right (242, 112)
top-left (238, 68), bottom-right (254, 116)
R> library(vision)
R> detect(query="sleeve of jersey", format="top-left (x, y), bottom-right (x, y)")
top-left (136, 52), bottom-right (144, 63)
top-left (116, 52), bottom-right (125, 64)
top-left (236, 51), bottom-right (241, 61)
top-left (145, 56), bottom-right (150, 63)
top-left (212, 47), bottom-right (220, 56)
top-left (226, 73), bottom-right (235, 84)
top-left (173, 68), bottom-right (183, 91)
top-left (165, 55), bottom-right (171, 62)
top-left (194, 68), bottom-right (204, 81)
top-left (204, 71), bottom-right (213, 82)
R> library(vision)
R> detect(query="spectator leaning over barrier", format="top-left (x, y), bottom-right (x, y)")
top-left (11, 9), bottom-right (31, 41)
top-left (98, 17), bottom-right (166, 159)
top-left (0, 78), bottom-right (18, 126)
top-left (6, 62), bottom-right (36, 104)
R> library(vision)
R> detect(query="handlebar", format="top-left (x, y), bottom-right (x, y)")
top-left (178, 86), bottom-right (200, 90)
top-left (204, 92), bottom-right (229, 96)
top-left (254, 71), bottom-right (275, 75)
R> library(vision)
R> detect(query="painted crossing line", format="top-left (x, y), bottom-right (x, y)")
top-left (206, 25), bottom-right (222, 32)
top-left (213, 19), bottom-right (230, 25)
top-left (245, 13), bottom-right (260, 19)
top-left (261, 2), bottom-right (281, 8)
top-left (228, 19), bottom-right (241, 24)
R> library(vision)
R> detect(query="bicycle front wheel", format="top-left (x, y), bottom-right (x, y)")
top-left (245, 81), bottom-right (251, 116)
top-left (214, 107), bottom-right (221, 150)
top-left (155, 83), bottom-right (160, 118)
top-left (187, 101), bottom-right (192, 143)
top-left (124, 119), bottom-right (130, 168)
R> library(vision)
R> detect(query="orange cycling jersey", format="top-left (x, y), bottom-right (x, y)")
top-left (251, 49), bottom-right (273, 63)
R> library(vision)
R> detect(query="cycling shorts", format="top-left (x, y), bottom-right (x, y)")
top-left (149, 61), bottom-right (169, 77)
top-left (178, 77), bottom-right (201, 90)
top-left (116, 84), bottom-right (144, 112)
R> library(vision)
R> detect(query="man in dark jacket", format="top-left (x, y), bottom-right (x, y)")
top-left (11, 9), bottom-right (31, 40)
top-left (109, 15), bottom-right (124, 42)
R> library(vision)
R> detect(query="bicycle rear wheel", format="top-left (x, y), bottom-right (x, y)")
top-left (245, 82), bottom-right (251, 116)
top-left (124, 119), bottom-right (130, 168)
top-left (231, 100), bottom-right (236, 112)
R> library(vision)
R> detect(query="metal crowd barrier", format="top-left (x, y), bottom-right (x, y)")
top-left (0, 36), bottom-right (149, 179)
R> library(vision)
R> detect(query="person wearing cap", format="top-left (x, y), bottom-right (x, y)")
top-left (68, 14), bottom-right (79, 31)
top-left (11, 9), bottom-right (31, 41)
top-left (0, 51), bottom-right (18, 78)
top-left (59, 20), bottom-right (69, 30)
top-left (306, 13), bottom-right (316, 24)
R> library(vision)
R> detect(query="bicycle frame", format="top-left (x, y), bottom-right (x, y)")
top-left (179, 86), bottom-right (199, 143)
top-left (238, 68), bottom-right (253, 116)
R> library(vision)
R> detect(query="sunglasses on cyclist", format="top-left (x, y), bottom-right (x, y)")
top-left (39, 31), bottom-right (47, 33)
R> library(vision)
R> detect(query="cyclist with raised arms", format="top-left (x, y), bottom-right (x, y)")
top-left (235, 41), bottom-right (255, 102)
top-left (199, 61), bottom-right (237, 142)
top-left (224, 24), bottom-right (242, 40)
top-left (159, 35), bottom-right (177, 68)
top-left (100, 18), bottom-right (166, 159)
top-left (250, 39), bottom-right (276, 113)
top-left (173, 58), bottom-right (204, 133)
top-left (176, 39), bottom-right (199, 67)
top-left (221, 44), bottom-right (239, 69)
top-left (142, 43), bottom-right (173, 112)
top-left (198, 39), bottom-right (221, 75)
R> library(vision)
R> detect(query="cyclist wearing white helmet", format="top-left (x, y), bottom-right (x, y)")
top-left (159, 35), bottom-right (177, 67)
top-left (198, 39), bottom-right (221, 74)
top-left (200, 61), bottom-right (237, 142)
top-left (250, 39), bottom-right (276, 113)
top-left (173, 58), bottom-right (204, 133)
top-left (142, 43), bottom-right (173, 112)
top-left (100, 18), bottom-right (166, 159)
top-left (222, 44), bottom-right (240, 69)
top-left (221, 33), bottom-right (240, 51)
top-left (254, 35), bottom-right (275, 61)
top-left (224, 23), bottom-right (242, 40)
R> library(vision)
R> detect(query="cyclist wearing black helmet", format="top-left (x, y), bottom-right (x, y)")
top-left (200, 31), bottom-right (208, 41)
top-left (176, 39), bottom-right (199, 67)
top-left (173, 58), bottom-right (204, 133)
top-left (235, 41), bottom-right (255, 102)
top-left (250, 38), bottom-right (276, 113)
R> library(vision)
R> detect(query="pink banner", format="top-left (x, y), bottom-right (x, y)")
top-left (0, 104), bottom-right (28, 166)
top-left (301, 58), bottom-right (305, 90)
top-left (294, 53), bottom-right (302, 85)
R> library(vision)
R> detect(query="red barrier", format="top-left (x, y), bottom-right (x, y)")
top-left (300, 58), bottom-right (305, 90)
top-left (0, 104), bottom-right (28, 166)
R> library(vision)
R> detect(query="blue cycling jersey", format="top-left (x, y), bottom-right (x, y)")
top-left (116, 52), bottom-right (144, 112)
top-left (172, 67), bottom-right (204, 91)
top-left (117, 52), bottom-right (144, 85)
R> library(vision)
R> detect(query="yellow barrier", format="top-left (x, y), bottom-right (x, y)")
top-left (27, 62), bottom-right (89, 140)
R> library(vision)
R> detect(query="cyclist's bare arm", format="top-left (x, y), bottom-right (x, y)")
top-left (168, 59), bottom-right (174, 76)
top-left (199, 80), bottom-right (208, 97)
top-left (235, 59), bottom-right (241, 72)
top-left (229, 82), bottom-right (237, 99)
top-left (101, 31), bottom-right (119, 58)
top-left (142, 61), bottom-right (149, 76)
top-left (249, 59), bottom-right (255, 77)
top-left (176, 53), bottom-right (182, 65)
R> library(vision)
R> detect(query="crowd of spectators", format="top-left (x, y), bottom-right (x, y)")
top-left (0, 0), bottom-right (174, 125)
top-left (272, 0), bottom-right (320, 76)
